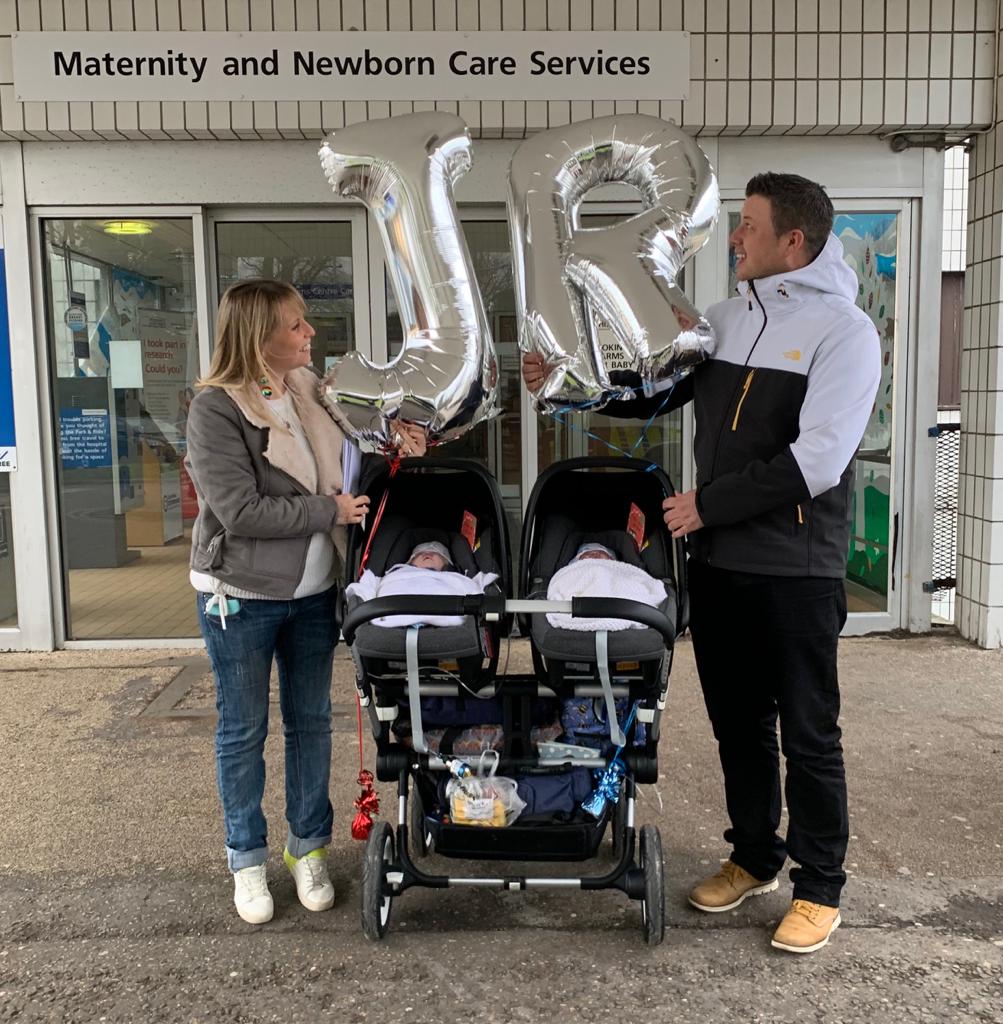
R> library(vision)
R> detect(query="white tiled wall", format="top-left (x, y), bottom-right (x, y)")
top-left (944, 145), bottom-right (969, 272)
top-left (958, 13), bottom-right (1003, 646)
top-left (0, 0), bottom-right (996, 140)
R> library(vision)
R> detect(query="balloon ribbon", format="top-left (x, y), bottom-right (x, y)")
top-left (357, 453), bottom-right (401, 579)
top-left (351, 693), bottom-right (380, 840)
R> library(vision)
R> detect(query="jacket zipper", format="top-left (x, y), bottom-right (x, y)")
top-left (796, 503), bottom-right (803, 525)
top-left (731, 370), bottom-right (756, 431)
top-left (709, 281), bottom-right (768, 482)
top-left (705, 281), bottom-right (770, 567)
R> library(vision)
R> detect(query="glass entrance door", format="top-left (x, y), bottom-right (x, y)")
top-left (723, 201), bottom-right (909, 627)
top-left (38, 209), bottom-right (371, 641)
top-left (42, 214), bottom-right (203, 640)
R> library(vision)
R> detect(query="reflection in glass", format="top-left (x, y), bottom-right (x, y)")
top-left (216, 221), bottom-right (356, 373)
top-left (0, 476), bottom-right (16, 627)
top-left (726, 210), bottom-right (898, 613)
top-left (44, 218), bottom-right (200, 639)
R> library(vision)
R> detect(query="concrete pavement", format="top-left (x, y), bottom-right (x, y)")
top-left (0, 632), bottom-right (1000, 1023)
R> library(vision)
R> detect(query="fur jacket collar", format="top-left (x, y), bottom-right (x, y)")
top-left (225, 367), bottom-right (352, 498)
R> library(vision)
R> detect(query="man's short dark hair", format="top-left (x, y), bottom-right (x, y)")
top-left (745, 173), bottom-right (834, 261)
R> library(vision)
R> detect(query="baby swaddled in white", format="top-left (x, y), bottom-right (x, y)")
top-left (346, 541), bottom-right (498, 628)
top-left (546, 542), bottom-right (667, 631)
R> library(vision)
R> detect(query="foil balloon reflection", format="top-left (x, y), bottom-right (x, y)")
top-left (318, 113), bottom-right (498, 447)
top-left (508, 115), bottom-right (719, 412)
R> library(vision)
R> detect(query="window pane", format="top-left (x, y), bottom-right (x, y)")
top-left (44, 218), bottom-right (200, 639)
top-left (386, 220), bottom-right (524, 564)
top-left (0, 476), bottom-right (16, 627)
top-left (216, 221), bottom-right (356, 371)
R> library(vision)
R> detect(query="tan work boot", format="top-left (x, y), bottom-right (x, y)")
top-left (771, 899), bottom-right (841, 953)
top-left (688, 859), bottom-right (779, 912)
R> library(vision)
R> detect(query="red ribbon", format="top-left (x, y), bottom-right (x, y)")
top-left (351, 769), bottom-right (380, 840)
top-left (357, 454), bottom-right (401, 579)
top-left (351, 691), bottom-right (380, 840)
top-left (350, 453), bottom-right (402, 837)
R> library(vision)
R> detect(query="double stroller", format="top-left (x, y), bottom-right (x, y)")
top-left (341, 455), bottom-right (688, 945)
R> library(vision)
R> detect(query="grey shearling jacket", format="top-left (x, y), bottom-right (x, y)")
top-left (185, 367), bottom-right (351, 599)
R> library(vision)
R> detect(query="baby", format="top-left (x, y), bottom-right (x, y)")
top-left (346, 541), bottom-right (498, 628)
top-left (546, 540), bottom-right (667, 631)
top-left (406, 541), bottom-right (451, 572)
top-left (573, 542), bottom-right (617, 562)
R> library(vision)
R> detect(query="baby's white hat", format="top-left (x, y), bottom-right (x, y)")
top-left (410, 540), bottom-right (452, 564)
top-left (574, 542), bottom-right (616, 560)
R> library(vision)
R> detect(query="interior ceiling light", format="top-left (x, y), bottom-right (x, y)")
top-left (102, 220), bottom-right (155, 236)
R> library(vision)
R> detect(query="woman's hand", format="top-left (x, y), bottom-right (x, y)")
top-left (334, 493), bottom-right (370, 525)
top-left (393, 422), bottom-right (428, 458)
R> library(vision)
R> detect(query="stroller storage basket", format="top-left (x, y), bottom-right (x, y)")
top-left (426, 817), bottom-right (609, 861)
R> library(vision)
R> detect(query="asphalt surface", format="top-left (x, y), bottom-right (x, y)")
top-left (0, 632), bottom-right (1000, 1023)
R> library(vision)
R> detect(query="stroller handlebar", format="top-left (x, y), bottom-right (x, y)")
top-left (341, 593), bottom-right (676, 647)
top-left (569, 596), bottom-right (677, 645)
top-left (341, 595), bottom-right (502, 644)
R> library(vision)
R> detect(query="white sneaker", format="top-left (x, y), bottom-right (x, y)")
top-left (232, 864), bottom-right (273, 925)
top-left (284, 847), bottom-right (335, 911)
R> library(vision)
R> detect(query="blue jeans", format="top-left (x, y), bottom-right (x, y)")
top-left (197, 587), bottom-right (338, 872)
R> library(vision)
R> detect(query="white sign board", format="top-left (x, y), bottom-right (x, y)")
top-left (12, 31), bottom-right (689, 102)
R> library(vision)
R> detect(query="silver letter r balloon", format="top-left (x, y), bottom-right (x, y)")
top-left (318, 112), bottom-right (498, 448)
top-left (508, 115), bottom-right (719, 412)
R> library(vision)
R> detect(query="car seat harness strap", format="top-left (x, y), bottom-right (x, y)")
top-left (595, 630), bottom-right (626, 747)
top-left (406, 625), bottom-right (428, 753)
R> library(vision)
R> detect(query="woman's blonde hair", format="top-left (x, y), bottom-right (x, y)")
top-left (197, 278), bottom-right (305, 392)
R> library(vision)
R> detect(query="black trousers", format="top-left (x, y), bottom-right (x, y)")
top-left (688, 560), bottom-right (849, 907)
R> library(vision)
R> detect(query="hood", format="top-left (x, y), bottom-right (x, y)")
top-left (739, 233), bottom-right (859, 311)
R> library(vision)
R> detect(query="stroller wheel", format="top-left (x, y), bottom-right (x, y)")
top-left (410, 786), bottom-right (432, 859)
top-left (638, 824), bottom-right (665, 946)
top-left (361, 821), bottom-right (395, 941)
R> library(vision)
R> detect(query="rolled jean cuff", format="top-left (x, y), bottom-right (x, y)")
top-left (286, 830), bottom-right (330, 860)
top-left (227, 845), bottom-right (268, 873)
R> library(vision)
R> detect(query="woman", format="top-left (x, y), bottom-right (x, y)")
top-left (186, 279), bottom-right (423, 925)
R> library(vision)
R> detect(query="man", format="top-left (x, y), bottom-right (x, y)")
top-left (523, 173), bottom-right (880, 953)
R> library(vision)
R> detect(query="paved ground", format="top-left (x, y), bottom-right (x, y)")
top-left (0, 632), bottom-right (1000, 1023)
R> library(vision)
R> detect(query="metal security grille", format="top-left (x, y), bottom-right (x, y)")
top-left (931, 424), bottom-right (961, 592)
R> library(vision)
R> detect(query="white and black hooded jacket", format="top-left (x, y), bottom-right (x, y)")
top-left (609, 233), bottom-right (881, 579)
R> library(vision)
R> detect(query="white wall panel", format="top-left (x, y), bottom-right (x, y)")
top-left (155, 0), bottom-right (180, 31)
top-left (133, 0), bottom-right (157, 30)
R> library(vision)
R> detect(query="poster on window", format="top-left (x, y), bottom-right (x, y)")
top-left (138, 308), bottom-right (195, 447)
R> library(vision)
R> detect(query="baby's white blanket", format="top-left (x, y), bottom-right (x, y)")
top-left (546, 560), bottom-right (667, 631)
top-left (346, 565), bottom-right (499, 628)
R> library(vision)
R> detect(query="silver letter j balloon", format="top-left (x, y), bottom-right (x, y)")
top-left (508, 115), bottom-right (719, 411)
top-left (318, 112), bottom-right (499, 447)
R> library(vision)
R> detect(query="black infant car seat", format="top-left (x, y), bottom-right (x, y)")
top-left (346, 516), bottom-right (503, 662)
top-left (343, 457), bottom-right (512, 682)
top-left (527, 521), bottom-right (677, 663)
top-left (519, 457), bottom-right (688, 736)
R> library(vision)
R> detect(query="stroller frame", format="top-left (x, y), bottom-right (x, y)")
top-left (341, 457), bottom-right (685, 946)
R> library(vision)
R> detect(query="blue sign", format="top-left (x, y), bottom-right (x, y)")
top-left (0, 250), bottom-right (16, 471)
top-left (59, 408), bottom-right (112, 469)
